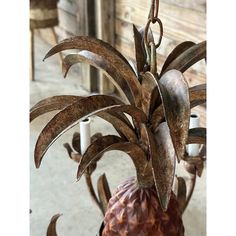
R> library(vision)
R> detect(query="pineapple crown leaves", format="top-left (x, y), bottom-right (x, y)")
top-left (31, 24), bottom-right (206, 211)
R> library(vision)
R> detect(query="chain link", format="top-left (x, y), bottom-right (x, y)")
top-left (148, 0), bottom-right (159, 23)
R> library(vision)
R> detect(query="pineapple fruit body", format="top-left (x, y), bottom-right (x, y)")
top-left (102, 177), bottom-right (184, 236)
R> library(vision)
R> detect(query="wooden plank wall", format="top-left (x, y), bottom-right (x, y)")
top-left (115, 0), bottom-right (206, 126)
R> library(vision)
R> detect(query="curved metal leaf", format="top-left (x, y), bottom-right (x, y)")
top-left (98, 222), bottom-right (105, 236)
top-left (97, 173), bottom-right (112, 214)
top-left (30, 95), bottom-right (83, 122)
top-left (187, 127), bottom-right (206, 144)
top-left (44, 36), bottom-right (141, 106)
top-left (63, 143), bottom-right (81, 163)
top-left (141, 72), bottom-right (161, 117)
top-left (108, 105), bottom-right (148, 124)
top-left (77, 136), bottom-right (148, 184)
top-left (157, 70), bottom-right (190, 161)
top-left (140, 124), bottom-right (158, 162)
top-left (152, 122), bottom-right (176, 211)
top-left (150, 105), bottom-right (164, 132)
top-left (151, 83), bottom-right (206, 131)
top-left (161, 41), bottom-right (206, 75)
top-left (34, 95), bottom-right (124, 168)
top-left (72, 132), bottom-right (81, 153)
top-left (46, 214), bottom-right (62, 236)
top-left (189, 84), bottom-right (206, 108)
top-left (176, 177), bottom-right (187, 214)
top-left (62, 51), bottom-right (137, 104)
top-left (98, 111), bottom-right (137, 142)
top-left (133, 24), bottom-right (146, 75)
top-left (77, 135), bottom-right (123, 179)
top-left (161, 41), bottom-right (196, 73)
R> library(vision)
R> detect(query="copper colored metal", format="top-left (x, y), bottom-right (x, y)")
top-left (175, 177), bottom-right (187, 214)
top-left (133, 24), bottom-right (147, 75)
top-left (34, 95), bottom-right (124, 168)
top-left (44, 36), bottom-right (141, 107)
top-left (97, 174), bottom-right (112, 215)
top-left (187, 128), bottom-right (206, 145)
top-left (161, 41), bottom-right (196, 73)
top-left (30, 95), bottom-right (83, 122)
top-left (189, 84), bottom-right (206, 108)
top-left (157, 70), bottom-right (190, 162)
top-left (161, 41), bottom-right (207, 75)
top-left (153, 122), bottom-right (176, 211)
top-left (62, 51), bottom-right (134, 104)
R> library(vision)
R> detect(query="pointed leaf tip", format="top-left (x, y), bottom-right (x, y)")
top-left (46, 213), bottom-right (62, 236)
top-left (152, 122), bottom-right (176, 211)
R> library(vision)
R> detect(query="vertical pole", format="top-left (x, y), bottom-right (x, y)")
top-left (77, 0), bottom-right (98, 92)
top-left (95, 0), bottom-right (115, 94)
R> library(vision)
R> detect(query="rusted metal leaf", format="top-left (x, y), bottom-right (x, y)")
top-left (108, 105), bottom-right (147, 124)
top-left (77, 136), bottom-right (148, 185)
top-left (152, 122), bottom-right (176, 211)
top-left (62, 51), bottom-right (137, 104)
top-left (157, 70), bottom-right (190, 161)
top-left (133, 24), bottom-right (146, 75)
top-left (30, 95), bottom-right (83, 122)
top-left (187, 127), bottom-right (206, 145)
top-left (161, 41), bottom-right (206, 75)
top-left (77, 135), bottom-right (123, 179)
top-left (44, 36), bottom-right (141, 106)
top-left (63, 143), bottom-right (81, 163)
top-left (189, 84), bottom-right (206, 108)
top-left (150, 105), bottom-right (164, 132)
top-left (161, 41), bottom-right (196, 73)
top-left (141, 72), bottom-right (161, 117)
top-left (46, 214), bottom-right (62, 236)
top-left (85, 174), bottom-right (102, 214)
top-left (105, 110), bottom-right (133, 129)
top-left (72, 132), bottom-right (81, 153)
top-left (97, 173), bottom-right (112, 215)
top-left (151, 83), bottom-right (206, 131)
top-left (184, 156), bottom-right (205, 177)
top-left (91, 132), bottom-right (103, 142)
top-left (98, 222), bottom-right (105, 236)
top-left (140, 124), bottom-right (158, 162)
top-left (182, 163), bottom-right (197, 212)
top-left (34, 95), bottom-right (124, 168)
top-left (176, 177), bottom-right (187, 214)
top-left (98, 111), bottom-right (137, 142)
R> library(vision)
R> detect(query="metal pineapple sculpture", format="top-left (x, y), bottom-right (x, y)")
top-left (30, 0), bottom-right (206, 235)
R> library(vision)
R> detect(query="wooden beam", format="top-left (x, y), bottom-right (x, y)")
top-left (95, 0), bottom-right (115, 94)
top-left (76, 0), bottom-right (98, 92)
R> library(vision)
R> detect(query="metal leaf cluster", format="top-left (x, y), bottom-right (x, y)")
top-left (30, 5), bottom-right (206, 235)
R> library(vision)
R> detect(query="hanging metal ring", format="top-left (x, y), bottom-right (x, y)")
top-left (144, 17), bottom-right (163, 50)
top-left (143, 17), bottom-right (163, 67)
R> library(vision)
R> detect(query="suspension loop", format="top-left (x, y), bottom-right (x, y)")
top-left (144, 17), bottom-right (163, 65)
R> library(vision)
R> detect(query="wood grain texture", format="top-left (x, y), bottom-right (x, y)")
top-left (116, 0), bottom-right (206, 42)
top-left (95, 0), bottom-right (115, 94)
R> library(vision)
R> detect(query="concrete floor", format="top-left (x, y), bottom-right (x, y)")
top-left (30, 35), bottom-right (206, 236)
